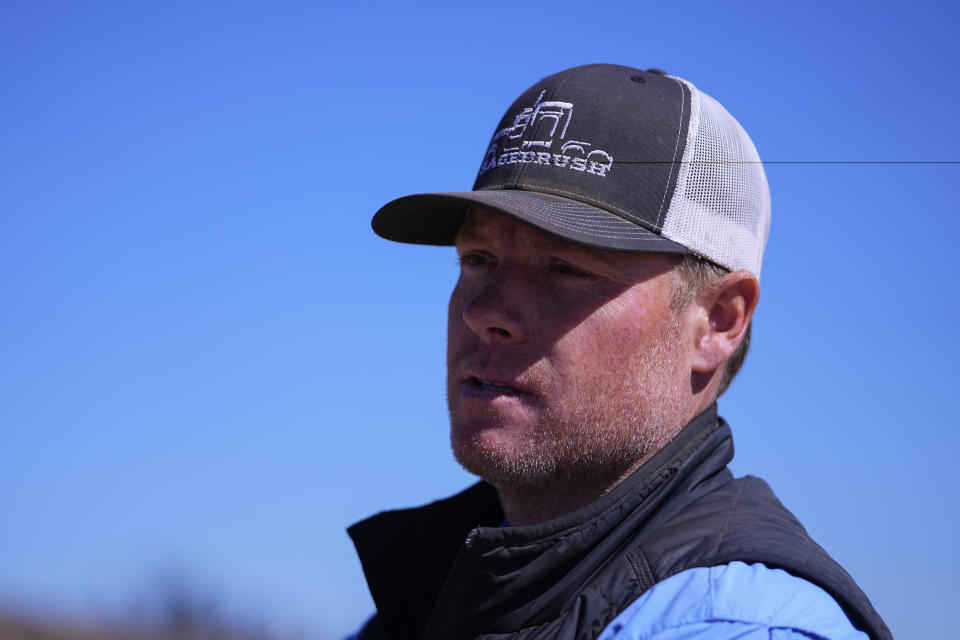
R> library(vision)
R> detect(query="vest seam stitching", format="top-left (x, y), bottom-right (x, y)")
top-left (583, 586), bottom-right (616, 612)
top-left (712, 479), bottom-right (747, 556)
top-left (800, 533), bottom-right (815, 566)
top-left (626, 548), bottom-right (658, 592)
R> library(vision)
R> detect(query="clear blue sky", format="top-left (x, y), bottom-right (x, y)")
top-left (2, 2), bottom-right (957, 638)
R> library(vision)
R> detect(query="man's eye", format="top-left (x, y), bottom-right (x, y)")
top-left (554, 263), bottom-right (589, 276)
top-left (459, 254), bottom-right (489, 268)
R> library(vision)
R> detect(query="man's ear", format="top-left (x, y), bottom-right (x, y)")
top-left (690, 270), bottom-right (760, 374)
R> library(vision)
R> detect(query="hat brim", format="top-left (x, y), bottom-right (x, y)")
top-left (371, 190), bottom-right (690, 255)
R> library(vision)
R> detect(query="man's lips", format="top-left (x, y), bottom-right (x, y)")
top-left (460, 373), bottom-right (531, 396)
top-left (469, 377), bottom-right (523, 395)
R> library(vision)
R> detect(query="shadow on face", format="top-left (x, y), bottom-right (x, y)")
top-left (447, 208), bottom-right (682, 376)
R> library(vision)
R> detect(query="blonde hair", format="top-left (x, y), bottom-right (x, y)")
top-left (671, 254), bottom-right (751, 397)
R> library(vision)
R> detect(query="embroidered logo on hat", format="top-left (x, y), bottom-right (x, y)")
top-left (478, 90), bottom-right (615, 178)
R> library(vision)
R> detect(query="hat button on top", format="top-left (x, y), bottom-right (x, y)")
top-left (646, 68), bottom-right (668, 75)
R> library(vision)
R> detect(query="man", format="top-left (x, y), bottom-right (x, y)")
top-left (348, 64), bottom-right (891, 640)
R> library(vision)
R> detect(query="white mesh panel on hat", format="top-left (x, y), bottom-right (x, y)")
top-left (661, 79), bottom-right (771, 278)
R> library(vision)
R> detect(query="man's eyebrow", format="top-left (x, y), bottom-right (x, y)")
top-left (453, 225), bottom-right (486, 245)
top-left (546, 239), bottom-right (630, 268)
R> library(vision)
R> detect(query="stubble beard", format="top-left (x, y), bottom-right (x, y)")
top-left (448, 319), bottom-right (690, 490)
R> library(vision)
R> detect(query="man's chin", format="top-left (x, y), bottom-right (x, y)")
top-left (451, 429), bottom-right (559, 488)
top-left (450, 415), bottom-right (659, 491)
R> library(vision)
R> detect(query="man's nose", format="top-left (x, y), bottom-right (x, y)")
top-left (460, 271), bottom-right (528, 344)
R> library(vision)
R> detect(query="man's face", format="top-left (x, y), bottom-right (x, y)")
top-left (446, 208), bottom-right (696, 488)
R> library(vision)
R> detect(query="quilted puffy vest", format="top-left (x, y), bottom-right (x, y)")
top-left (349, 406), bottom-right (891, 640)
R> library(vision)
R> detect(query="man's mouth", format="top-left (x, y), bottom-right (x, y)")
top-left (470, 377), bottom-right (522, 395)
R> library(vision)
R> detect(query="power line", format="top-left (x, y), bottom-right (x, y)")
top-left (612, 161), bottom-right (959, 165)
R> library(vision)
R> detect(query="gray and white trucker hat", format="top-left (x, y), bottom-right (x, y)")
top-left (371, 63), bottom-right (771, 278)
